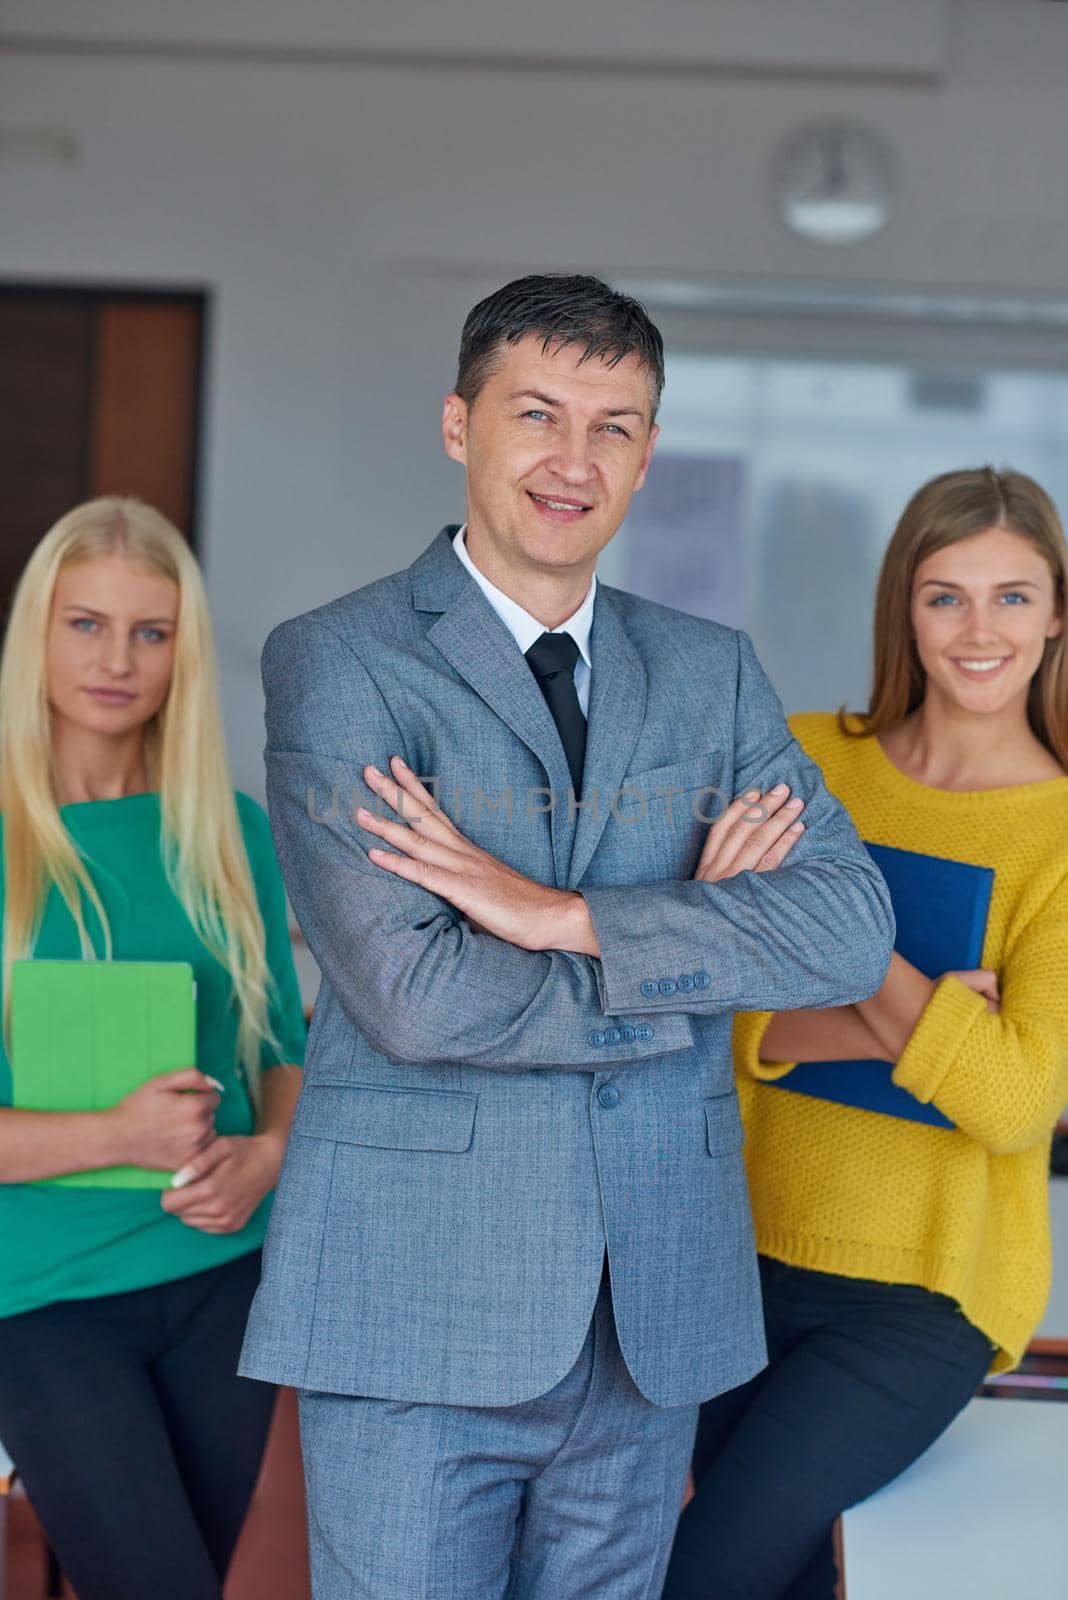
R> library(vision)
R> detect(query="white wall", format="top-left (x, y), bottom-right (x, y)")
top-left (1, 0), bottom-right (1066, 795)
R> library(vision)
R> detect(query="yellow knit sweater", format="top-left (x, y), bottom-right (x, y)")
top-left (735, 711), bottom-right (1068, 1371)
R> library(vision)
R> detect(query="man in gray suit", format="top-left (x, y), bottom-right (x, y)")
top-left (241, 275), bottom-right (893, 1598)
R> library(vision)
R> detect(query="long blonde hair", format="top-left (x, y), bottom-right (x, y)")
top-left (0, 496), bottom-right (278, 1097)
top-left (842, 466), bottom-right (1068, 768)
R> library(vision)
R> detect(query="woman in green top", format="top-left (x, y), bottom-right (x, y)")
top-left (0, 496), bottom-right (307, 1600)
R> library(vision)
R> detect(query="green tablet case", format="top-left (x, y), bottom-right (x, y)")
top-left (11, 959), bottom-right (197, 1189)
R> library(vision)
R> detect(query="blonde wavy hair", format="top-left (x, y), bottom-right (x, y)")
top-left (842, 466), bottom-right (1068, 769)
top-left (0, 496), bottom-right (278, 1098)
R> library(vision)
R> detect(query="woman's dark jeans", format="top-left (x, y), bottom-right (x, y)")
top-left (661, 1256), bottom-right (994, 1599)
top-left (0, 1251), bottom-right (275, 1600)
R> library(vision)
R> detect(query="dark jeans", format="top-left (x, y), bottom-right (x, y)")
top-left (661, 1256), bottom-right (994, 1600)
top-left (0, 1250), bottom-right (275, 1600)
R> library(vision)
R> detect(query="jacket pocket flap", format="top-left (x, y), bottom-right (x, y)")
top-left (705, 1095), bottom-right (744, 1157)
top-left (294, 1083), bottom-right (478, 1152)
top-left (614, 750), bottom-right (723, 810)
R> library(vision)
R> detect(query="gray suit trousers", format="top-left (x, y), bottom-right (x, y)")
top-left (297, 1285), bottom-right (698, 1600)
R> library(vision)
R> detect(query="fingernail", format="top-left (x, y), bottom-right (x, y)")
top-left (366, 765), bottom-right (381, 778)
top-left (205, 1076), bottom-right (224, 1092)
top-left (171, 1166), bottom-right (195, 1188)
top-left (742, 789), bottom-right (761, 803)
top-left (786, 796), bottom-right (805, 810)
top-left (770, 783), bottom-right (789, 797)
top-left (790, 821), bottom-right (805, 832)
top-left (356, 806), bottom-right (370, 822)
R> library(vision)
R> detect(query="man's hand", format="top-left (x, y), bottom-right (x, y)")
top-left (359, 763), bottom-right (809, 954)
top-left (358, 758), bottom-right (593, 952)
top-left (160, 1133), bottom-right (283, 1234)
top-left (693, 783), bottom-right (805, 884)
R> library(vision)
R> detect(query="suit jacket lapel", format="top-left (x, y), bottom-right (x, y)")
top-left (410, 531), bottom-right (647, 890)
top-left (566, 590), bottom-right (646, 888)
top-left (413, 530), bottom-right (575, 884)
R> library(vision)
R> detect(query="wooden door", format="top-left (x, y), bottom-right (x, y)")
top-left (0, 287), bottom-right (205, 619)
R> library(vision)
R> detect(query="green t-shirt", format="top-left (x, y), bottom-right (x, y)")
top-left (0, 790), bottom-right (307, 1318)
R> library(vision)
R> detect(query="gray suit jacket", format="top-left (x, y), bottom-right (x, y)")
top-left (240, 527), bottom-right (893, 1408)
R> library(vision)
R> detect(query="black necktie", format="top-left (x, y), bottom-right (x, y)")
top-left (525, 632), bottom-right (587, 797)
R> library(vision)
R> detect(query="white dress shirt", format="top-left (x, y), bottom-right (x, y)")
top-left (452, 525), bottom-right (595, 715)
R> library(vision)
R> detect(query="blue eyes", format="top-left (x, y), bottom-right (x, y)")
top-left (520, 411), bottom-right (630, 439)
top-left (927, 592), bottom-right (1029, 606)
top-left (70, 618), bottom-right (168, 642)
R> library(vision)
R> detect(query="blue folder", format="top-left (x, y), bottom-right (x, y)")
top-left (768, 842), bottom-right (994, 1129)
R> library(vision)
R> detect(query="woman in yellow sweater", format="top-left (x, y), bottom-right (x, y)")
top-left (662, 466), bottom-right (1068, 1600)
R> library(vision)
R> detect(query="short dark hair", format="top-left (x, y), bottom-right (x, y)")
top-left (455, 273), bottom-right (665, 419)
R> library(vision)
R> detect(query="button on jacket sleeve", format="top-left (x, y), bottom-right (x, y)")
top-left (581, 632), bottom-right (895, 1017)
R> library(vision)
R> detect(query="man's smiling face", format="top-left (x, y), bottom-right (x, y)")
top-left (442, 334), bottom-right (658, 586)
